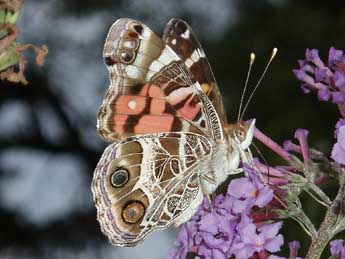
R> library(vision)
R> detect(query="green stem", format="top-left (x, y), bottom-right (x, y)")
top-left (305, 177), bottom-right (345, 259)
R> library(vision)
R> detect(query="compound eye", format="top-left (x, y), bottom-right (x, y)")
top-left (236, 129), bottom-right (245, 141)
top-left (111, 168), bottom-right (129, 188)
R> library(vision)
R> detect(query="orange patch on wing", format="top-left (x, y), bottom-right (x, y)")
top-left (134, 115), bottom-right (174, 133)
top-left (148, 85), bottom-right (165, 98)
top-left (115, 95), bottom-right (147, 115)
top-left (139, 84), bottom-right (150, 96)
top-left (201, 83), bottom-right (211, 96)
top-left (150, 99), bottom-right (166, 115)
top-left (177, 95), bottom-right (201, 120)
top-left (113, 114), bottom-right (128, 133)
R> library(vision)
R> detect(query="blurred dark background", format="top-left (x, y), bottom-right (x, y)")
top-left (1, 0), bottom-right (344, 258)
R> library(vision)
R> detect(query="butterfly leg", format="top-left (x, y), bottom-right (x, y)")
top-left (226, 168), bottom-right (244, 175)
top-left (237, 146), bottom-right (267, 182)
top-left (199, 173), bottom-right (217, 210)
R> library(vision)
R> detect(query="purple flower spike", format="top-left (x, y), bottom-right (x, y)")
top-left (331, 125), bottom-right (345, 165)
top-left (294, 47), bottom-right (345, 111)
top-left (294, 129), bottom-right (312, 168)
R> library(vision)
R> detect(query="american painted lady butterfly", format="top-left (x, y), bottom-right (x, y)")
top-left (91, 18), bottom-right (255, 246)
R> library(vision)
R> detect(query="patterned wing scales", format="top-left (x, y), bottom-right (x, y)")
top-left (91, 132), bottom-right (212, 246)
top-left (97, 18), bottom-right (223, 142)
top-left (163, 18), bottom-right (227, 124)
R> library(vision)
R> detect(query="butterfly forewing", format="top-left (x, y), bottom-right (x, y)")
top-left (97, 18), bottom-right (223, 142)
top-left (163, 18), bottom-right (227, 125)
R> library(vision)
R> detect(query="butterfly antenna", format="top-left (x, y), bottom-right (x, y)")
top-left (237, 52), bottom-right (255, 122)
top-left (240, 48), bottom-right (278, 121)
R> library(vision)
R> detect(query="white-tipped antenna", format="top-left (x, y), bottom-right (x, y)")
top-left (239, 48), bottom-right (278, 121)
top-left (237, 52), bottom-right (256, 122)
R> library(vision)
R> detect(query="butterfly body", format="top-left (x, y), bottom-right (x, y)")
top-left (92, 18), bottom-right (255, 246)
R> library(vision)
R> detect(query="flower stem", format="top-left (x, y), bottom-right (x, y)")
top-left (305, 175), bottom-right (345, 259)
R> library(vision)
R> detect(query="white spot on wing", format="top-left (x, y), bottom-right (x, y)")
top-left (166, 86), bottom-right (194, 105)
top-left (146, 46), bottom-right (180, 80)
top-left (181, 29), bottom-right (190, 39)
top-left (185, 58), bottom-right (193, 68)
top-left (128, 99), bottom-right (137, 110)
top-left (185, 49), bottom-right (205, 68)
top-left (171, 39), bottom-right (176, 45)
top-left (149, 60), bottom-right (164, 72)
top-left (123, 40), bottom-right (135, 48)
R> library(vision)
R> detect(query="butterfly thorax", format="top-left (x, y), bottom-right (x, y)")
top-left (202, 120), bottom-right (255, 194)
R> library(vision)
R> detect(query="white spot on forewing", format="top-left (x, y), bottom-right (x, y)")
top-left (190, 49), bottom-right (202, 62)
top-left (185, 49), bottom-right (206, 68)
top-left (149, 60), bottom-right (164, 72)
top-left (197, 48), bottom-right (206, 58)
top-left (185, 58), bottom-right (193, 68)
top-left (171, 39), bottom-right (176, 45)
top-left (146, 46), bottom-right (180, 80)
top-left (128, 99), bottom-right (137, 110)
top-left (158, 45), bottom-right (180, 65)
top-left (125, 65), bottom-right (146, 79)
top-left (181, 29), bottom-right (190, 39)
top-left (166, 87), bottom-right (194, 105)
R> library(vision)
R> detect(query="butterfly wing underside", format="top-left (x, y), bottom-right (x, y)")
top-left (97, 18), bottom-right (223, 142)
top-left (91, 132), bottom-right (212, 246)
top-left (92, 18), bottom-right (224, 246)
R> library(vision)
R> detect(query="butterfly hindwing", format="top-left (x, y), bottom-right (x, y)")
top-left (91, 132), bottom-right (212, 246)
top-left (163, 18), bottom-right (227, 125)
top-left (97, 18), bottom-right (223, 142)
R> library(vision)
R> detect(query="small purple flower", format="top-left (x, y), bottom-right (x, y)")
top-left (268, 240), bottom-right (302, 259)
top-left (334, 71), bottom-right (345, 89)
top-left (330, 239), bottom-right (345, 259)
top-left (317, 87), bottom-right (330, 101)
top-left (305, 48), bottom-right (325, 67)
top-left (333, 92), bottom-right (345, 104)
top-left (294, 129), bottom-right (311, 168)
top-left (331, 125), bottom-right (345, 165)
top-left (335, 119), bottom-right (345, 135)
top-left (228, 165), bottom-right (274, 210)
top-left (231, 216), bottom-right (284, 259)
top-left (328, 47), bottom-right (345, 69)
top-left (314, 67), bottom-right (329, 83)
top-left (289, 240), bottom-right (301, 258)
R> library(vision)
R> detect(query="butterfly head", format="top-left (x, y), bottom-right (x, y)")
top-left (226, 119), bottom-right (255, 150)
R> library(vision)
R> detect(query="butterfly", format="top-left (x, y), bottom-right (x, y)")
top-left (91, 18), bottom-right (256, 247)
